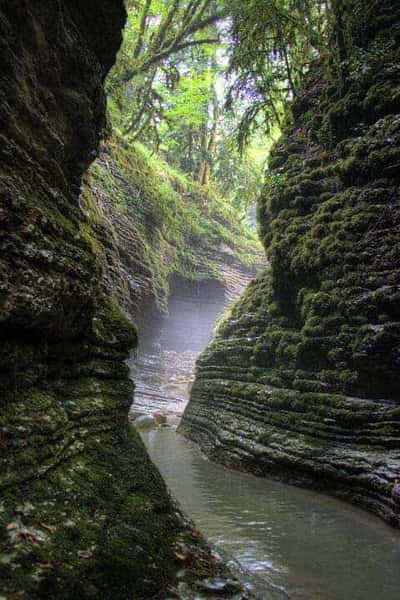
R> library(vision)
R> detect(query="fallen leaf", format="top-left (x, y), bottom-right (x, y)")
top-left (40, 523), bottom-right (56, 534)
top-left (77, 550), bottom-right (93, 559)
top-left (174, 552), bottom-right (188, 562)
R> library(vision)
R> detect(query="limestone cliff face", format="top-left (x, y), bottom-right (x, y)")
top-left (81, 137), bottom-right (261, 425)
top-left (83, 137), bottom-right (262, 334)
top-left (0, 0), bottom-right (126, 379)
top-left (0, 3), bottom-right (216, 598)
top-left (181, 0), bottom-right (400, 526)
top-left (0, 3), bottom-right (259, 596)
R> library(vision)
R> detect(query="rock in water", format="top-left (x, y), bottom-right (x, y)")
top-left (154, 411), bottom-right (168, 425)
top-left (134, 415), bottom-right (158, 430)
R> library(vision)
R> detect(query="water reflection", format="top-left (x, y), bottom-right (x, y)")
top-left (142, 426), bottom-right (400, 600)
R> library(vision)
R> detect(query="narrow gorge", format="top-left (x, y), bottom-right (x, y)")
top-left (1, 1), bottom-right (399, 599)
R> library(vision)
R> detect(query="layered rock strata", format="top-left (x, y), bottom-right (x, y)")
top-left (0, 3), bottom-right (250, 597)
top-left (83, 138), bottom-right (262, 332)
top-left (181, 0), bottom-right (400, 526)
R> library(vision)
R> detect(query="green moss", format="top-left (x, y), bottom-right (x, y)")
top-left (83, 136), bottom-right (262, 313)
top-left (92, 300), bottom-right (138, 350)
top-left (181, 0), bottom-right (400, 529)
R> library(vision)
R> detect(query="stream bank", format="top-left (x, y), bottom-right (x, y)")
top-left (130, 271), bottom-right (400, 600)
top-left (131, 349), bottom-right (400, 600)
top-left (141, 422), bottom-right (400, 600)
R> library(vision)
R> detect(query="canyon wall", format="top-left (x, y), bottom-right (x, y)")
top-left (181, 0), bottom-right (400, 526)
top-left (83, 136), bottom-right (262, 335)
top-left (83, 137), bottom-right (262, 421)
top-left (0, 3), bottom-right (252, 597)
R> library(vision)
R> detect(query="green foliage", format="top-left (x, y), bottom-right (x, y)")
top-left (212, 131), bottom-right (271, 219)
top-left (106, 0), bottom-right (271, 211)
top-left (225, 0), bottom-right (327, 148)
top-left (347, 37), bottom-right (396, 84)
top-left (107, 0), bottom-right (224, 139)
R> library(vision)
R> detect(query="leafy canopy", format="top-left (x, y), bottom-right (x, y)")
top-left (106, 1), bottom-right (339, 215)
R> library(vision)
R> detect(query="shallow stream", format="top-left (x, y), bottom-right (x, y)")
top-left (132, 292), bottom-right (400, 600)
top-left (141, 423), bottom-right (400, 600)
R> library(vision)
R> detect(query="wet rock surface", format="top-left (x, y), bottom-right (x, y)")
top-left (133, 414), bottom-right (158, 430)
top-left (181, 0), bottom-right (400, 526)
top-left (0, 2), bottom-right (250, 598)
top-left (0, 3), bottom-right (262, 597)
top-left (0, 2), bottom-right (187, 597)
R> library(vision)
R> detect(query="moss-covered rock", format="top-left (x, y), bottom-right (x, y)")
top-left (82, 136), bottom-right (263, 328)
top-left (0, 2), bottom-right (251, 597)
top-left (181, 0), bottom-right (400, 526)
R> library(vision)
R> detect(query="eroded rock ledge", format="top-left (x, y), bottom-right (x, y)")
top-left (181, 0), bottom-right (400, 526)
top-left (0, 3), bottom-right (251, 598)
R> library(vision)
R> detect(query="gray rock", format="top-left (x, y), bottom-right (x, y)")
top-left (154, 412), bottom-right (168, 425)
top-left (392, 483), bottom-right (400, 504)
top-left (197, 578), bottom-right (242, 594)
top-left (133, 415), bottom-right (157, 430)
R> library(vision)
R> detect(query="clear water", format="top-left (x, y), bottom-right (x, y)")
top-left (141, 425), bottom-right (400, 600)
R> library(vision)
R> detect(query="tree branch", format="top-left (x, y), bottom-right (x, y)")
top-left (133, 0), bottom-right (152, 59)
top-left (124, 37), bottom-right (220, 81)
top-left (187, 11), bottom-right (227, 34)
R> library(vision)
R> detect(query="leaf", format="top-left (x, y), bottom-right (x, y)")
top-left (174, 551), bottom-right (188, 562)
top-left (78, 550), bottom-right (93, 559)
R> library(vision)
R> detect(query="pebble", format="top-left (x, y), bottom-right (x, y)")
top-left (133, 415), bottom-right (157, 430)
top-left (197, 578), bottom-right (242, 594)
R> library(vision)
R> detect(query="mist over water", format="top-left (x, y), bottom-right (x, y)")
top-left (132, 279), bottom-right (400, 600)
top-left (129, 274), bottom-right (229, 417)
